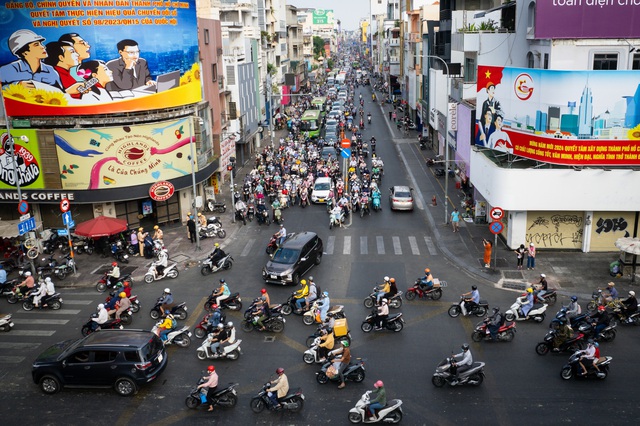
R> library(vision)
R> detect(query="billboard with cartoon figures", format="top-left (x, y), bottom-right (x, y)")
top-left (0, 0), bottom-right (201, 117)
top-left (54, 117), bottom-right (194, 190)
top-left (474, 66), bottom-right (640, 166)
top-left (0, 129), bottom-right (45, 189)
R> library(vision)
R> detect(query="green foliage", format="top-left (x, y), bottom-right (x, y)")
top-left (313, 36), bottom-right (325, 58)
top-left (327, 58), bottom-right (334, 70)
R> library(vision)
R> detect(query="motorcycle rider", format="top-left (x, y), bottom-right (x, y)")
top-left (107, 261), bottom-right (120, 287)
top-left (42, 276), bottom-right (56, 307)
top-left (451, 343), bottom-right (473, 385)
top-left (293, 279), bottom-right (309, 312)
top-left (552, 320), bottom-right (573, 351)
top-left (620, 290), bottom-right (638, 321)
top-left (157, 313), bottom-right (176, 343)
top-left (0, 264), bottom-right (6, 285)
top-left (604, 282), bottom-right (618, 303)
top-left (207, 304), bottom-right (222, 329)
top-left (153, 248), bottom-right (168, 279)
top-left (212, 279), bottom-right (231, 307)
top-left (374, 298), bottom-right (390, 330)
top-left (317, 328), bottom-right (334, 362)
top-left (367, 380), bottom-right (386, 421)
top-left (196, 365), bottom-right (219, 412)
top-left (566, 296), bottom-right (581, 319)
top-left (520, 288), bottom-right (535, 318)
top-left (267, 367), bottom-right (289, 409)
top-left (275, 224), bottom-right (287, 246)
top-left (419, 268), bottom-right (434, 292)
top-left (32, 277), bottom-right (48, 308)
top-left (112, 292), bottom-right (131, 320)
top-left (260, 288), bottom-right (271, 309)
top-left (385, 278), bottom-right (398, 300)
top-left (330, 203), bottom-right (343, 225)
top-left (209, 243), bottom-right (227, 268)
top-left (235, 198), bottom-right (248, 220)
top-left (533, 274), bottom-right (548, 301)
top-left (152, 225), bottom-right (163, 242)
top-left (487, 307), bottom-right (504, 340)
top-left (208, 323), bottom-right (229, 356)
top-left (330, 340), bottom-right (351, 389)
top-left (303, 277), bottom-right (318, 311)
top-left (159, 288), bottom-right (174, 316)
top-left (367, 112), bottom-right (371, 124)
top-left (90, 303), bottom-right (109, 331)
top-left (375, 276), bottom-right (391, 304)
top-left (317, 291), bottom-right (331, 322)
top-left (18, 271), bottom-right (35, 295)
top-left (591, 305), bottom-right (611, 337)
top-left (577, 340), bottom-right (603, 377)
top-left (253, 295), bottom-right (269, 331)
top-left (462, 285), bottom-right (480, 314)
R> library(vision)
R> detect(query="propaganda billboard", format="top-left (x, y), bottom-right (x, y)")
top-left (535, 2), bottom-right (640, 39)
top-left (54, 117), bottom-right (194, 190)
top-left (474, 66), bottom-right (640, 166)
top-left (0, 129), bottom-right (44, 189)
top-left (0, 0), bottom-right (201, 117)
top-left (312, 9), bottom-right (334, 25)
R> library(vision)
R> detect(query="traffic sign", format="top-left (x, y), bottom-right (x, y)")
top-left (68, 220), bottom-right (75, 229)
top-left (60, 198), bottom-right (70, 213)
top-left (20, 213), bottom-right (31, 222)
top-left (18, 200), bottom-right (29, 215)
top-left (18, 217), bottom-right (36, 235)
top-left (62, 211), bottom-right (72, 225)
top-left (341, 148), bottom-right (351, 158)
top-left (57, 229), bottom-right (68, 236)
top-left (489, 207), bottom-right (504, 221)
top-left (489, 221), bottom-right (504, 235)
top-left (341, 138), bottom-right (351, 149)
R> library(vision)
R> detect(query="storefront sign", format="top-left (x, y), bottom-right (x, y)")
top-left (149, 181), bottom-right (175, 202)
top-left (0, 130), bottom-right (44, 189)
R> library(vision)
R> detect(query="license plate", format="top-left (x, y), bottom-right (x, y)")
top-left (158, 353), bottom-right (163, 362)
top-left (319, 198), bottom-right (324, 202)
top-left (282, 317), bottom-right (286, 323)
top-left (238, 297), bottom-right (242, 301)
top-left (300, 394), bottom-right (305, 400)
top-left (270, 275), bottom-right (277, 279)
top-left (184, 306), bottom-right (188, 311)
top-left (187, 332), bottom-right (192, 337)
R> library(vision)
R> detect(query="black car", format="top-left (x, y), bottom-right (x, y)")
top-left (32, 329), bottom-right (167, 396)
top-left (262, 232), bottom-right (323, 285)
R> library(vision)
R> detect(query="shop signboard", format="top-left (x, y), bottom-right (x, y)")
top-left (312, 9), bottom-right (334, 25)
top-left (0, 129), bottom-right (45, 189)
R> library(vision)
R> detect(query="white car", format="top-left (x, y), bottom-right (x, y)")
top-left (311, 177), bottom-right (333, 203)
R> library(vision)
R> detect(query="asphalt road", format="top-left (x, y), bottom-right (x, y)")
top-left (1, 89), bottom-right (640, 425)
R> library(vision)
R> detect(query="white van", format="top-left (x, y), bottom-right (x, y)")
top-left (311, 177), bottom-right (333, 204)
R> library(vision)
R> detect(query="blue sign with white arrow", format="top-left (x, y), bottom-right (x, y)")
top-left (18, 217), bottom-right (36, 235)
top-left (340, 148), bottom-right (351, 158)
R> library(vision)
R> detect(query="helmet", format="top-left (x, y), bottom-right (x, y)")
top-left (24, 271), bottom-right (31, 277)
top-left (217, 323), bottom-right (224, 329)
top-left (526, 288), bottom-right (534, 293)
top-left (226, 321), bottom-right (233, 327)
top-left (384, 276), bottom-right (390, 282)
top-left (342, 340), bottom-right (349, 347)
top-left (214, 243), bottom-right (220, 247)
top-left (197, 213), bottom-right (202, 217)
top-left (571, 296), bottom-right (578, 302)
top-left (308, 276), bottom-right (314, 281)
top-left (138, 227), bottom-right (143, 231)
top-left (540, 273), bottom-right (546, 278)
top-left (212, 304), bottom-right (218, 309)
top-left (276, 368), bottom-right (285, 375)
top-left (593, 342), bottom-right (599, 348)
top-left (207, 365), bottom-right (215, 372)
top-left (424, 268), bottom-right (430, 274)
top-left (219, 279), bottom-right (225, 284)
top-left (587, 339), bottom-right (594, 344)
top-left (461, 343), bottom-right (470, 351)
top-left (154, 225), bottom-right (159, 230)
top-left (492, 307), bottom-right (500, 313)
top-left (608, 282), bottom-right (615, 287)
top-left (119, 292), bottom-right (126, 298)
top-left (98, 303), bottom-right (104, 310)
top-left (389, 278), bottom-right (395, 284)
top-left (45, 277), bottom-right (52, 283)
top-left (382, 298), bottom-right (388, 304)
top-left (598, 305), bottom-right (606, 312)
top-left (374, 380), bottom-right (384, 388)
top-left (280, 224), bottom-right (283, 227)
top-left (112, 262), bottom-right (117, 267)
top-left (115, 282), bottom-right (123, 289)
top-left (323, 291), bottom-right (329, 297)
top-left (124, 281), bottom-right (130, 288)
top-left (164, 288), bottom-right (171, 293)
top-left (472, 285), bottom-right (477, 290)
top-left (630, 291), bottom-right (636, 297)
top-left (261, 288), bottom-right (267, 294)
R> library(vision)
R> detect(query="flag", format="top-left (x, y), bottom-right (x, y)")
top-left (477, 66), bottom-right (504, 93)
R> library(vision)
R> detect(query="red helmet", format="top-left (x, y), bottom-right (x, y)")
top-left (212, 304), bottom-right (218, 309)
top-left (112, 262), bottom-right (117, 267)
top-left (207, 365), bottom-right (215, 372)
top-left (374, 380), bottom-right (384, 388)
top-left (276, 367), bottom-right (284, 375)
top-left (124, 281), bottom-right (130, 287)
top-left (598, 305), bottom-right (606, 312)
top-left (261, 288), bottom-right (267, 294)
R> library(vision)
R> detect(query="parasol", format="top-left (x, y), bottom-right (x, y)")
top-left (615, 237), bottom-right (640, 255)
top-left (74, 216), bottom-right (129, 238)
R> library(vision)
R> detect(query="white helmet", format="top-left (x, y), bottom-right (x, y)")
top-left (630, 291), bottom-right (636, 297)
top-left (45, 277), bottom-right (52, 283)
top-left (164, 288), bottom-right (171, 293)
top-left (98, 303), bottom-right (104, 310)
top-left (384, 276), bottom-right (390, 282)
top-left (24, 271), bottom-right (31, 276)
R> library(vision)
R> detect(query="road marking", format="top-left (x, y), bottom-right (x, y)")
top-left (62, 300), bottom-right (93, 305)
top-left (11, 319), bottom-right (69, 325)
top-left (360, 236), bottom-right (368, 255)
top-left (0, 356), bottom-right (25, 364)
top-left (408, 236), bottom-right (420, 255)
top-left (13, 309), bottom-right (81, 315)
top-left (343, 236), bottom-right (351, 255)
top-left (240, 238), bottom-right (255, 257)
top-left (9, 330), bottom-right (56, 336)
top-left (376, 236), bottom-right (385, 254)
top-left (325, 235), bottom-right (335, 255)
top-left (0, 342), bottom-right (41, 350)
top-left (392, 236), bottom-right (402, 255)
top-left (424, 236), bottom-right (438, 255)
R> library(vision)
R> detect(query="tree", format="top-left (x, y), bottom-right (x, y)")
top-left (313, 36), bottom-right (325, 58)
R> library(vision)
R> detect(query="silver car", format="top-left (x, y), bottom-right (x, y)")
top-left (389, 186), bottom-right (414, 211)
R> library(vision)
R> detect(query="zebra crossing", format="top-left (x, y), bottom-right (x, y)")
top-left (0, 293), bottom-right (93, 365)
top-left (238, 235), bottom-right (439, 257)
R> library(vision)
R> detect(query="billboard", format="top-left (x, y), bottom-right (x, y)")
top-left (54, 117), bottom-right (194, 190)
top-left (536, 2), bottom-right (640, 39)
top-left (474, 66), bottom-right (640, 166)
top-left (312, 9), bottom-right (334, 25)
top-left (0, 0), bottom-right (201, 117)
top-left (0, 129), bottom-right (44, 189)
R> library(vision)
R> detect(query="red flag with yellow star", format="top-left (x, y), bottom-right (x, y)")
top-left (477, 66), bottom-right (504, 93)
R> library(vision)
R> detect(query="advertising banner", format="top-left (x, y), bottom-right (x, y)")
top-left (55, 117), bottom-right (194, 190)
top-left (0, 0), bottom-right (201, 117)
top-left (0, 129), bottom-right (44, 189)
top-left (536, 2), bottom-right (640, 39)
top-left (474, 66), bottom-right (640, 166)
top-left (312, 9), bottom-right (334, 25)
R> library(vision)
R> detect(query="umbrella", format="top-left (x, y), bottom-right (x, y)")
top-left (615, 237), bottom-right (640, 255)
top-left (74, 216), bottom-right (129, 238)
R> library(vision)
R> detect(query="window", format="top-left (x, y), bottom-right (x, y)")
top-left (69, 351), bottom-right (91, 364)
top-left (93, 351), bottom-right (118, 363)
top-left (124, 351), bottom-right (141, 362)
top-left (633, 53), bottom-right (640, 70)
top-left (204, 29), bottom-right (209, 45)
top-left (543, 53), bottom-right (549, 69)
top-left (211, 64), bottom-right (217, 82)
top-left (527, 52), bottom-right (534, 68)
top-left (464, 57), bottom-right (476, 83)
top-left (593, 53), bottom-right (618, 70)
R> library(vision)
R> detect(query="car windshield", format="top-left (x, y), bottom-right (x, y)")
top-left (141, 336), bottom-right (163, 361)
top-left (315, 182), bottom-right (331, 190)
top-left (271, 248), bottom-right (301, 264)
top-left (395, 190), bottom-right (411, 198)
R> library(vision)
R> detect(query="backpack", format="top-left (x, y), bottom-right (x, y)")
top-left (311, 283), bottom-right (321, 299)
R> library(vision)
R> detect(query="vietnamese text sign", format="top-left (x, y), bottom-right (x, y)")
top-left (0, 129), bottom-right (45, 189)
top-left (312, 9), bottom-right (334, 25)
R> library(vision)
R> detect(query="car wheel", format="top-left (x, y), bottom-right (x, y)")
top-left (39, 375), bottom-right (61, 394)
top-left (114, 377), bottom-right (137, 396)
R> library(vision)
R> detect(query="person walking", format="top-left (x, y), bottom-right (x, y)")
top-left (526, 243), bottom-right (536, 270)
top-left (187, 214), bottom-right (196, 244)
top-left (137, 227), bottom-right (146, 256)
top-left (450, 208), bottom-right (460, 233)
top-left (482, 239), bottom-right (492, 268)
top-left (514, 244), bottom-right (526, 270)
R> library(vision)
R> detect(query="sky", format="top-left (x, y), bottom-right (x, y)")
top-left (289, 0), bottom-right (370, 31)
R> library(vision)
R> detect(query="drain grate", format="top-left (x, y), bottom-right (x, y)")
top-left (264, 336), bottom-right (275, 342)
top-left (503, 281), bottom-right (526, 291)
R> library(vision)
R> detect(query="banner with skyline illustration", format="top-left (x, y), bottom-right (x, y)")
top-left (0, 0), bottom-right (201, 117)
top-left (54, 118), bottom-right (194, 190)
top-left (474, 66), bottom-right (640, 166)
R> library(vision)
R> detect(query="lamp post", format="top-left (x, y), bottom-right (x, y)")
top-left (188, 115), bottom-right (203, 251)
top-left (229, 156), bottom-right (236, 223)
top-left (424, 54), bottom-right (451, 225)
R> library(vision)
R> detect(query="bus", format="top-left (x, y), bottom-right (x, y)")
top-left (310, 97), bottom-right (328, 115)
top-left (300, 109), bottom-right (322, 139)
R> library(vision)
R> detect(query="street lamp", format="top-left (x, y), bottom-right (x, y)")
top-left (425, 54), bottom-right (451, 225)
top-left (228, 156), bottom-right (236, 223)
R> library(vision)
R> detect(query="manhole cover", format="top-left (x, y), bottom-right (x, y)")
top-left (264, 336), bottom-right (275, 342)
top-left (171, 254), bottom-right (190, 263)
top-left (503, 270), bottom-right (523, 280)
top-left (503, 281), bottom-right (526, 291)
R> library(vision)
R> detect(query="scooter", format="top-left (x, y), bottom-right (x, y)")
top-left (241, 314), bottom-right (286, 333)
top-left (149, 300), bottom-right (188, 320)
top-left (367, 114), bottom-right (371, 124)
top-left (316, 357), bottom-right (366, 385)
top-left (303, 336), bottom-right (329, 364)
top-left (504, 298), bottom-right (548, 323)
top-left (199, 216), bottom-right (226, 239)
top-left (185, 379), bottom-right (238, 410)
top-left (193, 312), bottom-right (227, 339)
top-left (329, 210), bottom-right (345, 229)
top-left (250, 382), bottom-right (305, 413)
top-left (418, 135), bottom-right (427, 150)
top-left (110, 241), bottom-right (129, 263)
top-left (204, 292), bottom-right (243, 311)
top-left (143, 262), bottom-right (179, 284)
top-left (95, 272), bottom-right (133, 293)
top-left (0, 314), bottom-right (14, 332)
top-left (280, 292), bottom-right (311, 316)
top-left (533, 289), bottom-right (557, 305)
top-left (105, 292), bottom-right (140, 313)
top-left (361, 310), bottom-right (404, 332)
top-left (576, 322), bottom-right (617, 342)
top-left (471, 318), bottom-right (517, 342)
top-left (200, 254), bottom-right (234, 276)
top-left (81, 316), bottom-right (124, 336)
top-left (196, 339), bottom-right (242, 361)
top-left (151, 322), bottom-right (192, 347)
top-left (432, 357), bottom-right (486, 387)
top-left (363, 287), bottom-right (403, 309)
top-left (348, 390), bottom-right (403, 424)
top-left (52, 254), bottom-right (76, 280)
top-left (206, 199), bottom-right (227, 214)
top-left (22, 292), bottom-right (63, 311)
top-left (447, 297), bottom-right (489, 318)
top-left (303, 301), bottom-right (346, 325)
top-left (535, 329), bottom-right (587, 355)
top-left (371, 193), bottom-right (381, 211)
top-left (405, 279), bottom-right (444, 301)
top-left (560, 351), bottom-right (612, 380)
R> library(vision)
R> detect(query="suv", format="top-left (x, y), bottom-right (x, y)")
top-left (32, 329), bottom-right (167, 396)
top-left (262, 232), bottom-right (323, 285)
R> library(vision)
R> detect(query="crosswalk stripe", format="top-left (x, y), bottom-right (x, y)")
top-left (360, 236), bottom-right (368, 255)
top-left (0, 356), bottom-right (25, 364)
top-left (11, 319), bottom-right (69, 325)
top-left (0, 342), bottom-right (41, 350)
top-left (241, 239), bottom-right (255, 257)
top-left (63, 300), bottom-right (93, 305)
top-left (392, 236), bottom-right (402, 255)
top-left (12, 309), bottom-right (81, 315)
top-left (343, 236), bottom-right (351, 255)
top-left (376, 236), bottom-right (385, 255)
top-left (9, 330), bottom-right (56, 336)
top-left (424, 236), bottom-right (438, 256)
top-left (326, 236), bottom-right (335, 255)
top-left (408, 236), bottom-right (420, 255)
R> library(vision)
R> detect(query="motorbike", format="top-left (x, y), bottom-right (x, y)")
top-left (81, 316), bottom-right (124, 336)
top-left (0, 278), bottom-right (19, 302)
top-left (418, 136), bottom-right (427, 150)
top-left (204, 292), bottom-right (243, 311)
top-left (447, 297), bottom-right (489, 318)
top-left (193, 312), bottom-right (227, 339)
top-left (361, 310), bottom-right (404, 332)
top-left (249, 382), bottom-right (305, 413)
top-left (199, 216), bottom-right (226, 239)
top-left (110, 240), bottom-right (129, 263)
top-left (533, 289), bottom-right (557, 305)
top-left (367, 114), bottom-right (371, 124)
top-left (200, 254), bottom-right (234, 276)
top-left (273, 206), bottom-right (283, 225)
top-left (359, 199), bottom-right (370, 218)
top-left (246, 202), bottom-right (256, 221)
top-left (610, 303), bottom-right (640, 326)
top-left (0, 314), bottom-right (14, 332)
top-left (149, 300), bottom-right (188, 320)
top-left (235, 207), bottom-right (248, 225)
top-left (206, 199), bottom-right (227, 213)
top-left (96, 272), bottom-right (133, 293)
top-left (560, 351), bottom-right (612, 380)
top-left (265, 233), bottom-right (282, 256)
top-left (256, 207), bottom-right (271, 225)
top-left (535, 329), bottom-right (587, 355)
top-left (405, 279), bottom-right (444, 301)
top-left (72, 237), bottom-right (93, 255)
top-left (196, 339), bottom-right (242, 361)
top-left (434, 168), bottom-right (446, 178)
top-left (303, 336), bottom-right (329, 364)
top-left (348, 390), bottom-right (403, 424)
top-left (52, 254), bottom-right (76, 280)
top-left (577, 322), bottom-right (617, 342)
top-left (303, 301), bottom-right (346, 325)
top-left (105, 292), bottom-right (140, 313)
top-left (241, 314), bottom-right (285, 333)
top-left (300, 191), bottom-right (309, 208)
top-left (151, 322), bottom-right (192, 347)
top-left (432, 357), bottom-right (486, 387)
top-left (280, 293), bottom-right (311, 316)
top-left (550, 307), bottom-right (591, 330)
top-left (504, 298), bottom-right (548, 323)
top-left (185, 379), bottom-right (238, 410)
top-left (143, 262), bottom-right (179, 283)
top-left (316, 358), bottom-right (366, 385)
top-left (371, 193), bottom-right (381, 211)
top-left (471, 318), bottom-right (517, 342)
top-left (363, 287), bottom-right (403, 309)
top-left (329, 209), bottom-right (345, 229)
top-left (22, 292), bottom-right (63, 311)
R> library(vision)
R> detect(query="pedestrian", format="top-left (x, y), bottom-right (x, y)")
top-left (450, 208), bottom-right (460, 232)
top-left (514, 244), bottom-right (526, 270)
top-left (482, 238), bottom-right (492, 268)
top-left (391, 111), bottom-right (396, 123)
top-left (130, 230), bottom-right (139, 256)
top-left (137, 227), bottom-right (146, 256)
top-left (187, 214), bottom-right (196, 244)
top-left (526, 243), bottom-right (536, 270)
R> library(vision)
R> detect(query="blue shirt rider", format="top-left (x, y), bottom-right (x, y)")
top-left (520, 288), bottom-right (534, 317)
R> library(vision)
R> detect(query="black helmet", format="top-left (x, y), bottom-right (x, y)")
top-left (461, 343), bottom-right (470, 351)
top-left (492, 307), bottom-right (500, 313)
top-left (571, 296), bottom-right (578, 302)
top-left (472, 285), bottom-right (477, 290)
top-left (219, 279), bottom-right (225, 283)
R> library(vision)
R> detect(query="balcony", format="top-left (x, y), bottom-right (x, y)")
top-left (221, 21), bottom-right (243, 30)
top-left (220, 0), bottom-right (254, 11)
top-left (223, 47), bottom-right (246, 60)
top-left (389, 38), bottom-right (400, 46)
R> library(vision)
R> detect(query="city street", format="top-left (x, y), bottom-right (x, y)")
top-left (1, 90), bottom-right (639, 425)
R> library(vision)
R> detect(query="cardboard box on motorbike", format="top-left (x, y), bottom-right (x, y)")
top-left (334, 318), bottom-right (348, 337)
